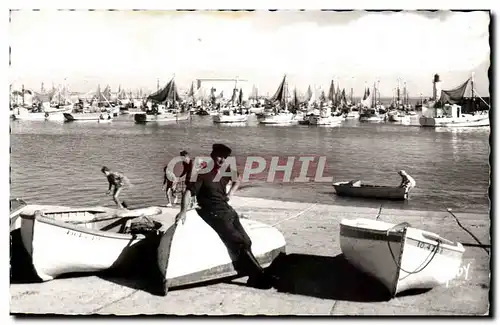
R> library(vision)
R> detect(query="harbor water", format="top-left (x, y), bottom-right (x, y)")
top-left (10, 114), bottom-right (491, 213)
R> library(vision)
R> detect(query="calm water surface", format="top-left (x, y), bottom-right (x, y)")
top-left (10, 114), bottom-right (491, 213)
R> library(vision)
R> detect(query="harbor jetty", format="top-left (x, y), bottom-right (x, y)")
top-left (10, 196), bottom-right (490, 315)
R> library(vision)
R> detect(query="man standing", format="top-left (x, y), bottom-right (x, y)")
top-left (175, 143), bottom-right (277, 289)
top-left (162, 166), bottom-right (178, 207)
top-left (398, 170), bottom-right (416, 199)
top-left (102, 166), bottom-right (130, 209)
top-left (179, 150), bottom-right (193, 186)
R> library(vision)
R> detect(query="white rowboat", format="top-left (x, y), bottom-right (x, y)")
top-left (157, 209), bottom-right (286, 293)
top-left (340, 218), bottom-right (465, 296)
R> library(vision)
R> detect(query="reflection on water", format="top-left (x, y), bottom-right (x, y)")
top-left (10, 115), bottom-right (491, 213)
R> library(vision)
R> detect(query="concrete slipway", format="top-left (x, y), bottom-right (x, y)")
top-left (10, 196), bottom-right (491, 315)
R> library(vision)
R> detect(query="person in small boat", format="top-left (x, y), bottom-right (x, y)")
top-left (398, 170), bottom-right (416, 191)
top-left (101, 166), bottom-right (130, 209)
top-left (175, 143), bottom-right (278, 289)
top-left (162, 166), bottom-right (178, 207)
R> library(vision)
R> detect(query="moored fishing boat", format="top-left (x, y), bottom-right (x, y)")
top-left (359, 109), bottom-right (385, 122)
top-left (63, 112), bottom-right (113, 122)
top-left (346, 108), bottom-right (360, 120)
top-left (333, 180), bottom-right (410, 200)
top-left (340, 218), bottom-right (466, 296)
top-left (258, 75), bottom-right (297, 125)
top-left (156, 209), bottom-right (286, 293)
top-left (12, 105), bottom-right (71, 121)
top-left (213, 111), bottom-right (249, 124)
top-left (19, 206), bottom-right (165, 281)
top-left (134, 110), bottom-right (191, 123)
top-left (135, 77), bottom-right (191, 124)
top-left (419, 74), bottom-right (490, 128)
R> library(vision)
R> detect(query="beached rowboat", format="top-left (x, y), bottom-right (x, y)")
top-left (333, 181), bottom-right (409, 200)
top-left (157, 209), bottom-right (286, 294)
top-left (19, 206), bottom-right (164, 281)
top-left (340, 218), bottom-right (465, 296)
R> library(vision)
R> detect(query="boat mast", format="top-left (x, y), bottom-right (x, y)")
top-left (403, 82), bottom-right (407, 106)
top-left (397, 78), bottom-right (401, 107)
top-left (284, 75), bottom-right (288, 112)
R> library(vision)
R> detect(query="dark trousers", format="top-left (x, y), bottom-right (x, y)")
top-left (198, 208), bottom-right (264, 278)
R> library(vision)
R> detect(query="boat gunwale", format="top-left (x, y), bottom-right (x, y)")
top-left (22, 213), bottom-right (147, 240)
top-left (333, 181), bottom-right (406, 190)
top-left (340, 222), bottom-right (464, 253)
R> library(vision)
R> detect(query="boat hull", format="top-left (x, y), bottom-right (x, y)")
top-left (212, 114), bottom-right (249, 123)
top-left (258, 113), bottom-right (297, 125)
top-left (157, 209), bottom-right (286, 293)
top-left (19, 207), bottom-right (161, 281)
top-left (333, 181), bottom-right (408, 200)
top-left (309, 115), bottom-right (344, 125)
top-left (134, 112), bottom-right (191, 123)
top-left (419, 114), bottom-right (489, 127)
top-left (13, 111), bottom-right (67, 121)
top-left (340, 218), bottom-right (465, 296)
top-left (63, 112), bottom-right (113, 122)
top-left (359, 115), bottom-right (385, 122)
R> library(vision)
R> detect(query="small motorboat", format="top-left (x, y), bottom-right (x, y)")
top-left (10, 198), bottom-right (28, 231)
top-left (156, 209), bottom-right (286, 294)
top-left (333, 180), bottom-right (410, 200)
top-left (340, 218), bottom-right (465, 296)
top-left (19, 206), bottom-right (165, 281)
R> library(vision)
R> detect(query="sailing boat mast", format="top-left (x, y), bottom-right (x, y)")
top-left (284, 75), bottom-right (288, 112)
top-left (403, 82), bottom-right (407, 106)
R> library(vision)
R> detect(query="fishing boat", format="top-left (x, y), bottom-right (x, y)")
top-left (419, 74), bottom-right (490, 128)
top-left (134, 78), bottom-right (191, 124)
top-left (213, 110), bottom-right (249, 123)
top-left (63, 112), bottom-right (113, 122)
top-left (359, 108), bottom-right (385, 123)
top-left (388, 111), bottom-right (411, 124)
top-left (157, 209), bottom-right (286, 293)
top-left (10, 198), bottom-right (28, 232)
top-left (19, 206), bottom-right (165, 281)
top-left (340, 218), bottom-right (466, 296)
top-left (359, 82), bottom-right (385, 122)
top-left (345, 108), bottom-right (360, 120)
top-left (258, 75), bottom-right (297, 125)
top-left (213, 85), bottom-right (249, 124)
top-left (333, 180), bottom-right (410, 200)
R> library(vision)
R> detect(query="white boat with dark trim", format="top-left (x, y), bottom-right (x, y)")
top-left (19, 205), bottom-right (165, 281)
top-left (419, 73), bottom-right (490, 128)
top-left (157, 209), bottom-right (286, 293)
top-left (340, 218), bottom-right (465, 297)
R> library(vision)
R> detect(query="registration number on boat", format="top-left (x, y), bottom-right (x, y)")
top-left (416, 241), bottom-right (444, 254)
top-left (66, 230), bottom-right (101, 241)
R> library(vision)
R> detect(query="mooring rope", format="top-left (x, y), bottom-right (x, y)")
top-left (444, 207), bottom-right (490, 255)
top-left (376, 204), bottom-right (383, 220)
top-left (272, 203), bottom-right (318, 227)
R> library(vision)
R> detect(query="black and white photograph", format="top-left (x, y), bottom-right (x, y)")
top-left (8, 7), bottom-right (492, 316)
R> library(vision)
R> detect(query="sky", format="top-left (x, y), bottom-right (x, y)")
top-left (8, 10), bottom-right (491, 97)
